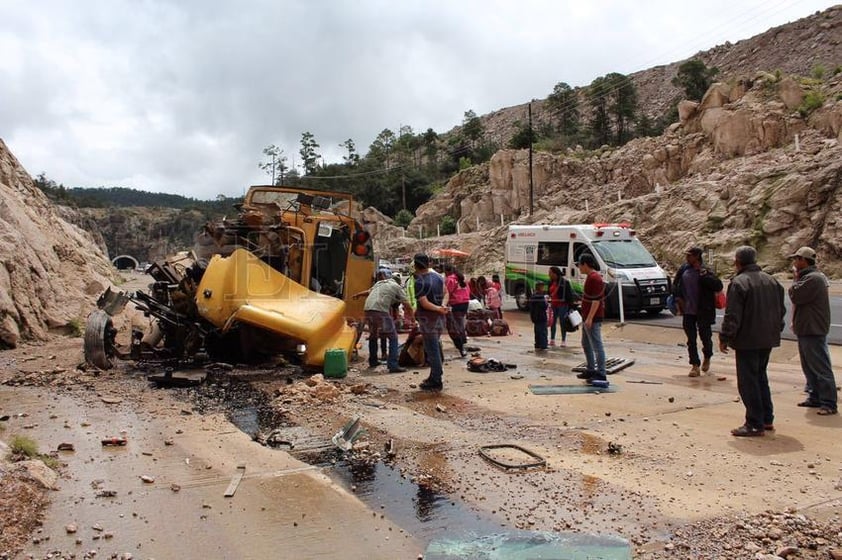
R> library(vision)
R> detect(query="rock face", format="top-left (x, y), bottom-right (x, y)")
top-left (410, 74), bottom-right (842, 277)
top-left (72, 206), bottom-right (209, 265)
top-left (0, 139), bottom-right (115, 347)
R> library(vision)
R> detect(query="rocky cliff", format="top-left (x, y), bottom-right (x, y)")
top-left (403, 71), bottom-right (842, 278)
top-left (0, 139), bottom-right (115, 347)
top-left (71, 206), bottom-right (210, 264)
top-left (460, 6), bottom-right (842, 155)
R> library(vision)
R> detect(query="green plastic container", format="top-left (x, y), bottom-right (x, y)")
top-left (323, 348), bottom-right (348, 379)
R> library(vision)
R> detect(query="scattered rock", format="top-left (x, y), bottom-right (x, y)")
top-left (15, 459), bottom-right (58, 490)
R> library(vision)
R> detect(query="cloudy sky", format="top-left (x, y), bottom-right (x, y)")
top-left (1, 0), bottom-right (837, 200)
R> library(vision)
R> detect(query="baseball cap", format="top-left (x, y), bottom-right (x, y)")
top-left (413, 253), bottom-right (430, 269)
top-left (787, 246), bottom-right (817, 260)
top-left (685, 246), bottom-right (703, 257)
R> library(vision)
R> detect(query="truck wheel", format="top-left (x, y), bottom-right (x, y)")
top-left (84, 310), bottom-right (116, 369)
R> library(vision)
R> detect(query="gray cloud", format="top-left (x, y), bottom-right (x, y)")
top-left (1, 0), bottom-right (835, 199)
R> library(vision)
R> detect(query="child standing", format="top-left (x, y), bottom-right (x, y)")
top-left (485, 279), bottom-right (502, 320)
top-left (529, 282), bottom-right (549, 350)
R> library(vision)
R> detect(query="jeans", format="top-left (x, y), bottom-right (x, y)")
top-left (417, 311), bottom-right (444, 384)
top-left (549, 305), bottom-right (569, 342)
top-left (735, 348), bottom-right (774, 429)
top-left (581, 321), bottom-right (606, 379)
top-left (533, 321), bottom-right (548, 349)
top-left (682, 314), bottom-right (713, 366)
top-left (447, 302), bottom-right (469, 351)
top-left (797, 335), bottom-right (838, 410)
top-left (365, 310), bottom-right (398, 370)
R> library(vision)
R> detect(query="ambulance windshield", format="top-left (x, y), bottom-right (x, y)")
top-left (592, 239), bottom-right (657, 268)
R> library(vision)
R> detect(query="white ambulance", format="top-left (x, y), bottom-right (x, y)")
top-left (504, 223), bottom-right (670, 316)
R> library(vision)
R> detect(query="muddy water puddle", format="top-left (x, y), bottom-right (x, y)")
top-left (184, 379), bottom-right (505, 542)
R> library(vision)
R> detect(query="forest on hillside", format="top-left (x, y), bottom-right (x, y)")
top-left (36, 59), bottom-right (821, 230)
top-left (33, 174), bottom-right (241, 218)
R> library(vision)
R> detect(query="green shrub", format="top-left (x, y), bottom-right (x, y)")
top-left (811, 64), bottom-right (826, 80)
top-left (8, 434), bottom-right (60, 468)
top-left (67, 318), bottom-right (83, 337)
top-left (9, 435), bottom-right (39, 458)
top-left (393, 209), bottom-right (413, 228)
top-left (458, 156), bottom-right (473, 171)
top-left (798, 91), bottom-right (825, 118)
top-left (440, 216), bottom-right (457, 235)
top-left (834, 65), bottom-right (842, 76)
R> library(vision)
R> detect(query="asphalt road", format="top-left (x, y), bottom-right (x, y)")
top-left (620, 295), bottom-right (842, 345)
top-left (503, 295), bottom-right (842, 345)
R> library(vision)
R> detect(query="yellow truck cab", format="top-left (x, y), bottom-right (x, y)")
top-left (86, 185), bottom-right (376, 371)
top-left (193, 186), bottom-right (376, 365)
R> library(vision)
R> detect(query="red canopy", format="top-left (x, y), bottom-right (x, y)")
top-left (430, 248), bottom-right (470, 258)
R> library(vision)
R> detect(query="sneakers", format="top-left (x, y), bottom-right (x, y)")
top-left (419, 379), bottom-right (443, 392)
top-left (560, 341), bottom-right (567, 348)
top-left (549, 340), bottom-right (556, 347)
top-left (701, 357), bottom-right (710, 373)
top-left (576, 371), bottom-right (596, 380)
top-left (731, 424), bottom-right (764, 437)
top-left (388, 367), bottom-right (408, 373)
top-left (688, 364), bottom-right (701, 377)
top-left (589, 378), bottom-right (609, 388)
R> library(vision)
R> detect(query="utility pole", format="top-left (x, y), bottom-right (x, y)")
top-left (528, 101), bottom-right (534, 216)
top-left (402, 173), bottom-right (406, 210)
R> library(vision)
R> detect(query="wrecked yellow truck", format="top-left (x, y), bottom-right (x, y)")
top-left (84, 186), bottom-right (375, 369)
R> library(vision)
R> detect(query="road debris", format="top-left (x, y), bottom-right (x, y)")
top-left (224, 465), bottom-right (246, 497)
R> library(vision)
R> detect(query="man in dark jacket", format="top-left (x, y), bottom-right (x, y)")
top-left (788, 246), bottom-right (838, 415)
top-left (719, 246), bottom-right (786, 437)
top-left (673, 246), bottom-right (724, 376)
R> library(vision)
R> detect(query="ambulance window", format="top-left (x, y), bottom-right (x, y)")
top-left (536, 242), bottom-right (568, 266)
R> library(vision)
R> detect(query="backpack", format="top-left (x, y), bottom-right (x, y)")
top-left (466, 318), bottom-right (491, 337)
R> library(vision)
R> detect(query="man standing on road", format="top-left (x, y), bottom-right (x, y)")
top-left (788, 246), bottom-right (838, 416)
top-left (719, 246), bottom-right (786, 437)
top-left (412, 253), bottom-right (448, 391)
top-left (673, 247), bottom-right (723, 376)
top-left (353, 268), bottom-right (413, 373)
top-left (575, 254), bottom-right (607, 385)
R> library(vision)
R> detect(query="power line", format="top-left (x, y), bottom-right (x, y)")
top-left (297, 163), bottom-right (410, 181)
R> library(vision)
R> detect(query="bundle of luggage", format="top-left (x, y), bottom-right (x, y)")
top-left (465, 309), bottom-right (510, 337)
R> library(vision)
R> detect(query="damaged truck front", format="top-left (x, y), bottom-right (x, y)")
top-left (84, 186), bottom-right (375, 370)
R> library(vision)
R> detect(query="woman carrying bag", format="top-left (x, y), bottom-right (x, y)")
top-left (548, 266), bottom-right (580, 347)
